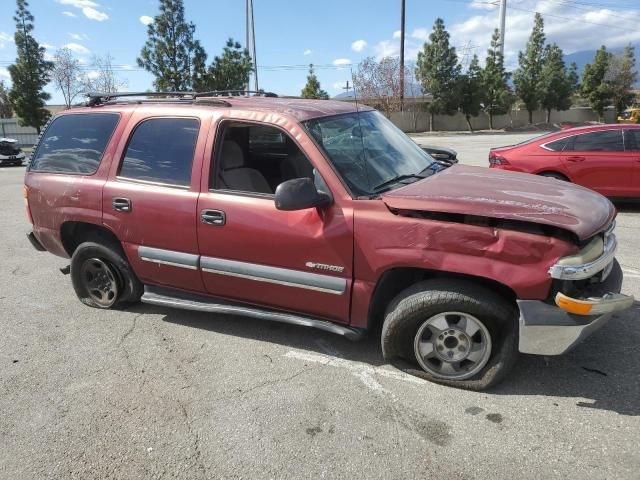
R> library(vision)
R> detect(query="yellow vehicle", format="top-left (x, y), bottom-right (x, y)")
top-left (618, 108), bottom-right (640, 123)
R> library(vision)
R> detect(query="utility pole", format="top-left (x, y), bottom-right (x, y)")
top-left (245, 0), bottom-right (250, 91)
top-left (498, 0), bottom-right (507, 57)
top-left (399, 0), bottom-right (406, 111)
top-left (250, 0), bottom-right (258, 91)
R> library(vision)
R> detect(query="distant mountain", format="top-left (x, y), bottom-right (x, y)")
top-left (564, 43), bottom-right (639, 86)
top-left (333, 81), bottom-right (424, 100)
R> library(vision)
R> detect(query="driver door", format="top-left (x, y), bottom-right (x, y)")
top-left (196, 117), bottom-right (354, 323)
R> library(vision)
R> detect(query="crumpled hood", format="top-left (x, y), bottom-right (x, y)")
top-left (382, 165), bottom-right (615, 241)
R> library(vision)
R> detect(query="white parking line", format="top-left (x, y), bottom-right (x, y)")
top-left (283, 350), bottom-right (426, 390)
top-left (622, 267), bottom-right (640, 279)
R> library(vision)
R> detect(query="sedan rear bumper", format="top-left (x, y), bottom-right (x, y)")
top-left (517, 260), bottom-right (634, 355)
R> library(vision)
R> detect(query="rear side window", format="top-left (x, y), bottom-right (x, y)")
top-left (543, 137), bottom-right (569, 151)
top-left (568, 130), bottom-right (624, 152)
top-left (119, 118), bottom-right (199, 187)
top-left (625, 130), bottom-right (640, 151)
top-left (30, 113), bottom-right (119, 174)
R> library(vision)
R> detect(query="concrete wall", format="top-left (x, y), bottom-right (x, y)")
top-left (390, 107), bottom-right (618, 133)
top-left (0, 119), bottom-right (39, 147)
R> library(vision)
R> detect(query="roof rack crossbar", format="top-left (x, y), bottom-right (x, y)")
top-left (193, 90), bottom-right (278, 98)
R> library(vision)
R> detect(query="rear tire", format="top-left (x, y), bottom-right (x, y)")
top-left (381, 279), bottom-right (518, 391)
top-left (70, 241), bottom-right (143, 309)
top-left (538, 172), bottom-right (568, 181)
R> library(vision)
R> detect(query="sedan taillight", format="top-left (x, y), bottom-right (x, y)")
top-left (488, 151), bottom-right (510, 166)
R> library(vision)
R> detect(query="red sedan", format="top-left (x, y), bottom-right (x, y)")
top-left (489, 124), bottom-right (640, 198)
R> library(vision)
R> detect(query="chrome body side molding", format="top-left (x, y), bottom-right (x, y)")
top-left (138, 246), bottom-right (199, 270)
top-left (141, 286), bottom-right (363, 340)
top-left (200, 256), bottom-right (347, 295)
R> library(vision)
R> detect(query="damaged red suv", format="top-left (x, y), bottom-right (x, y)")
top-left (24, 92), bottom-right (634, 390)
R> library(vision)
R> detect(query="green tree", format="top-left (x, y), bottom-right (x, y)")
top-left (539, 44), bottom-right (576, 123)
top-left (580, 46), bottom-right (612, 121)
top-left (605, 45), bottom-right (637, 117)
top-left (457, 55), bottom-right (482, 132)
top-left (300, 64), bottom-right (329, 99)
top-left (481, 29), bottom-right (513, 130)
top-left (513, 13), bottom-right (546, 124)
top-left (415, 18), bottom-right (461, 130)
top-left (199, 38), bottom-right (253, 92)
top-left (137, 0), bottom-right (207, 91)
top-left (0, 81), bottom-right (13, 118)
top-left (8, 0), bottom-right (52, 133)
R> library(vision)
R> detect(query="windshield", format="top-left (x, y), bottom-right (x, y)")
top-left (303, 110), bottom-right (439, 196)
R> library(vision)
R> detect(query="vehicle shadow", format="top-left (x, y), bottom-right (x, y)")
top-left (613, 199), bottom-right (640, 213)
top-left (128, 300), bottom-right (640, 416)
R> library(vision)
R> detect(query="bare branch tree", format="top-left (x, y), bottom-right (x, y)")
top-left (0, 80), bottom-right (13, 118)
top-left (51, 48), bottom-right (84, 108)
top-left (353, 56), bottom-right (408, 117)
top-left (83, 53), bottom-right (128, 93)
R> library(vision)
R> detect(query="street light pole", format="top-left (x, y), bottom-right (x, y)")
top-left (399, 0), bottom-right (406, 111)
top-left (498, 0), bottom-right (507, 57)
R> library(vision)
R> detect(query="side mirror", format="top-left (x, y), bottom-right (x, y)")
top-left (275, 178), bottom-right (332, 211)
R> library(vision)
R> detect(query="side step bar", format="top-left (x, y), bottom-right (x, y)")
top-left (141, 286), bottom-right (365, 341)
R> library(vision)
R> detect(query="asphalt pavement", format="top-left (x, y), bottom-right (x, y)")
top-left (1, 133), bottom-right (639, 479)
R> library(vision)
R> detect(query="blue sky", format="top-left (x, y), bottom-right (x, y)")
top-left (1, 0), bottom-right (639, 104)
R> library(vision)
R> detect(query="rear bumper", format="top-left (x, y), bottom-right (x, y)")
top-left (517, 260), bottom-right (634, 355)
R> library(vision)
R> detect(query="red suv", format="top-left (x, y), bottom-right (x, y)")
top-left (24, 92), bottom-right (634, 390)
top-left (489, 124), bottom-right (640, 198)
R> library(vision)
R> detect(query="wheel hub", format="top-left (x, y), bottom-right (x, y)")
top-left (414, 311), bottom-right (492, 381)
top-left (435, 328), bottom-right (471, 362)
top-left (81, 258), bottom-right (119, 307)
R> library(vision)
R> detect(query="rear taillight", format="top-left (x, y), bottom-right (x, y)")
top-left (23, 185), bottom-right (33, 224)
top-left (488, 151), bottom-right (510, 166)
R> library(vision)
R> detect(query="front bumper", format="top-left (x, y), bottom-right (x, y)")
top-left (0, 152), bottom-right (26, 163)
top-left (518, 260), bottom-right (634, 355)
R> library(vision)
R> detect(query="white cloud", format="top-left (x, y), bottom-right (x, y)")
top-left (82, 7), bottom-right (108, 21)
top-left (333, 58), bottom-right (351, 67)
top-left (64, 42), bottom-right (90, 54)
top-left (139, 16), bottom-right (154, 26)
top-left (62, 11), bottom-right (76, 17)
top-left (470, 0), bottom-right (497, 10)
top-left (69, 33), bottom-right (88, 41)
top-left (0, 68), bottom-right (10, 80)
top-left (40, 42), bottom-right (56, 50)
top-left (57, 0), bottom-right (108, 22)
top-left (392, 30), bottom-right (401, 39)
top-left (351, 40), bottom-right (367, 52)
top-left (0, 32), bottom-right (12, 49)
top-left (303, 49), bottom-right (312, 56)
top-left (86, 70), bottom-right (100, 80)
top-left (411, 28), bottom-right (429, 41)
top-left (373, 40), bottom-right (399, 59)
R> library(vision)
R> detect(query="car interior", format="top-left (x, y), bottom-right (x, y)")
top-left (214, 122), bottom-right (316, 195)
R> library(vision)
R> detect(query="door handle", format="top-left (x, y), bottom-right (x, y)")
top-left (566, 156), bottom-right (586, 162)
top-left (201, 209), bottom-right (226, 226)
top-left (112, 197), bottom-right (132, 212)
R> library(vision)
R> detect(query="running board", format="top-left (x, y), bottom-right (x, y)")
top-left (141, 286), bottom-right (364, 341)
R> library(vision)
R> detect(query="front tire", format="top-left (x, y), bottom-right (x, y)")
top-left (381, 279), bottom-right (518, 390)
top-left (70, 241), bottom-right (143, 309)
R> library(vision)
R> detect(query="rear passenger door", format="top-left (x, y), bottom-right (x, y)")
top-left (103, 112), bottom-right (211, 292)
top-left (624, 129), bottom-right (640, 196)
top-left (560, 129), bottom-right (634, 196)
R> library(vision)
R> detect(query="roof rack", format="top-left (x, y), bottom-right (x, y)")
top-left (86, 90), bottom-right (277, 107)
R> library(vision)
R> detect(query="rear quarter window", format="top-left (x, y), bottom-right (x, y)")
top-left (29, 113), bottom-right (120, 174)
top-left (542, 137), bottom-right (569, 151)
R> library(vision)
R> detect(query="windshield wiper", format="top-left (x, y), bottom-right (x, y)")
top-left (373, 164), bottom-right (443, 193)
top-left (372, 173), bottom-right (426, 193)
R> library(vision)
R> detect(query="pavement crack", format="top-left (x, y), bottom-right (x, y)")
top-left (214, 366), bottom-right (315, 402)
top-left (178, 400), bottom-right (208, 479)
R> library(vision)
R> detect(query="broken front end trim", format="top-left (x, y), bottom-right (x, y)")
top-left (548, 223), bottom-right (616, 281)
top-left (518, 260), bottom-right (634, 355)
